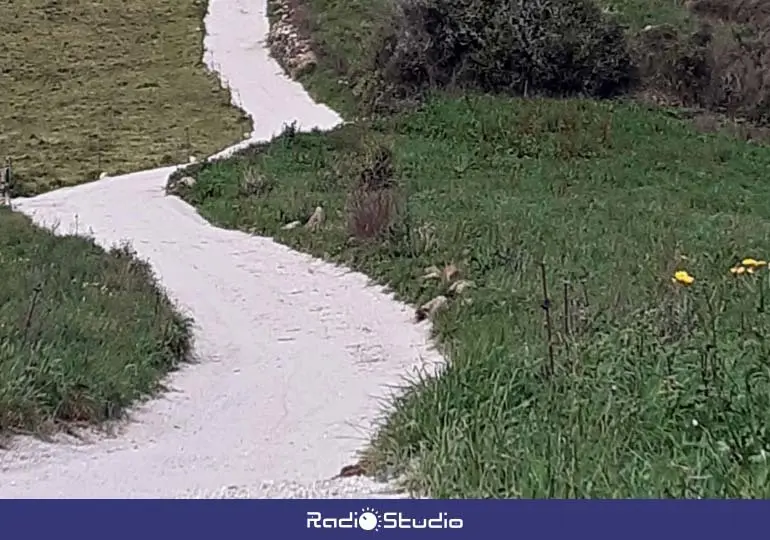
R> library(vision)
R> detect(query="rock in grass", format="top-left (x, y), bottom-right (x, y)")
top-left (442, 263), bottom-right (459, 283)
top-left (416, 295), bottom-right (448, 322)
top-left (305, 206), bottom-right (325, 231)
top-left (422, 263), bottom-right (460, 283)
top-left (448, 279), bottom-right (474, 295)
top-left (282, 220), bottom-right (302, 230)
top-left (290, 51), bottom-right (318, 78)
top-left (421, 265), bottom-right (442, 280)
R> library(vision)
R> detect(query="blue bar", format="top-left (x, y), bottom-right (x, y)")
top-left (0, 500), bottom-right (762, 539)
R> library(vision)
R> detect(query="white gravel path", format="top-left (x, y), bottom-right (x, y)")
top-left (0, 0), bottom-right (442, 498)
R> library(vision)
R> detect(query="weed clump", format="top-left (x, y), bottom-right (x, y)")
top-left (358, 0), bottom-right (633, 111)
top-left (344, 141), bottom-right (401, 241)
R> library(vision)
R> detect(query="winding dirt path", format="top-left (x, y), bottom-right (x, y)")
top-left (0, 0), bottom-right (441, 498)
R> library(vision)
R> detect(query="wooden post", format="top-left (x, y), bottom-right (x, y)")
top-left (0, 158), bottom-right (11, 207)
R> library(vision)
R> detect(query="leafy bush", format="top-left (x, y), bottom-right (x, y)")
top-left (631, 23), bottom-right (712, 106)
top-left (632, 19), bottom-right (770, 125)
top-left (359, 0), bottom-right (633, 111)
top-left (688, 0), bottom-right (770, 25)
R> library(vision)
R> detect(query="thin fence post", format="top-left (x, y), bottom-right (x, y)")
top-left (1, 157), bottom-right (11, 208)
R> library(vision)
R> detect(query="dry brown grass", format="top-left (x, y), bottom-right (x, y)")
top-left (346, 186), bottom-right (399, 240)
top-left (1, 0), bottom-right (251, 195)
top-left (343, 142), bottom-right (401, 241)
top-left (631, 4), bottom-right (770, 126)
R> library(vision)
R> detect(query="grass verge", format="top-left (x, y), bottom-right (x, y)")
top-left (2, 0), bottom-right (250, 195)
top-left (0, 207), bottom-right (192, 433)
top-left (175, 95), bottom-right (770, 497)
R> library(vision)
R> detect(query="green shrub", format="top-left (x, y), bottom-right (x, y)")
top-left (631, 20), bottom-right (770, 125)
top-left (360, 0), bottom-right (633, 111)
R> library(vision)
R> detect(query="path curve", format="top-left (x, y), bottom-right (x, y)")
top-left (0, 0), bottom-right (442, 498)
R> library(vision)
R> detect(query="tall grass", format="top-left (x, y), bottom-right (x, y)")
top-left (0, 208), bottom-right (192, 432)
top-left (175, 95), bottom-right (770, 497)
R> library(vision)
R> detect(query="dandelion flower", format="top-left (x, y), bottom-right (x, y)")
top-left (742, 258), bottom-right (764, 267)
top-left (672, 270), bottom-right (695, 285)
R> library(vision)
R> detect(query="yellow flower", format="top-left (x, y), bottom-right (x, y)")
top-left (731, 266), bottom-right (746, 275)
top-left (741, 258), bottom-right (766, 268)
top-left (672, 270), bottom-right (695, 285)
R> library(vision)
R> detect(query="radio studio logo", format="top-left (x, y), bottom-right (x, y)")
top-left (306, 506), bottom-right (464, 532)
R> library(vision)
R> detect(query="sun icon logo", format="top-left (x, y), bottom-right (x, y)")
top-left (357, 507), bottom-right (383, 532)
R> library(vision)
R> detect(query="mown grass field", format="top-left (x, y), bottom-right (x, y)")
top-left (0, 208), bottom-right (191, 434)
top-left (176, 94), bottom-right (770, 497)
top-left (2, 0), bottom-right (250, 195)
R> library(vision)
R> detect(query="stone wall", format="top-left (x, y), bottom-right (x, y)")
top-left (266, 0), bottom-right (317, 78)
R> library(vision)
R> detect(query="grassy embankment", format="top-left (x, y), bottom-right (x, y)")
top-left (0, 208), bottom-right (192, 434)
top-left (172, 0), bottom-right (770, 496)
top-left (0, 0), bottom-right (253, 433)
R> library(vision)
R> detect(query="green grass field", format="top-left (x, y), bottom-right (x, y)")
top-left (195, 0), bottom-right (770, 497)
top-left (0, 208), bottom-right (191, 433)
top-left (176, 94), bottom-right (770, 497)
top-left (601, 0), bottom-right (696, 30)
top-left (2, 0), bottom-right (250, 195)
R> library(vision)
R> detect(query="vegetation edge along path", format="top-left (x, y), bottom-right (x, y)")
top-left (170, 0), bottom-right (770, 498)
